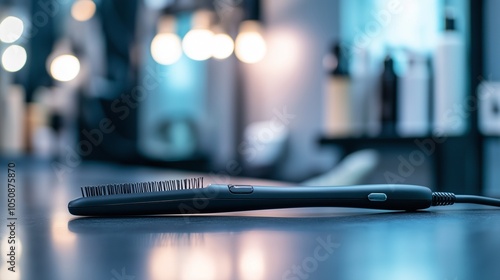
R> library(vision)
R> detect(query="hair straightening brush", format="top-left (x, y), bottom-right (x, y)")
top-left (68, 177), bottom-right (500, 216)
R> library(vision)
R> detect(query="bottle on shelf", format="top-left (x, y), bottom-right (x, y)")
top-left (433, 7), bottom-right (466, 136)
top-left (323, 42), bottom-right (352, 137)
top-left (380, 54), bottom-right (398, 135)
top-left (397, 51), bottom-right (431, 137)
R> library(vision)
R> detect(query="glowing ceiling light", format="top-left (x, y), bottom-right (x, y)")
top-left (235, 20), bottom-right (267, 64)
top-left (49, 55), bottom-right (81, 82)
top-left (2, 45), bottom-right (27, 72)
top-left (182, 29), bottom-right (214, 61)
top-left (211, 33), bottom-right (234, 59)
top-left (151, 33), bottom-right (182, 65)
top-left (0, 16), bottom-right (24, 43)
top-left (71, 0), bottom-right (96, 22)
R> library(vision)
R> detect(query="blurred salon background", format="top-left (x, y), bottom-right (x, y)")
top-left (0, 0), bottom-right (499, 195)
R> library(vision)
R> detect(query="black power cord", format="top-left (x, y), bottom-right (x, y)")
top-left (432, 192), bottom-right (500, 207)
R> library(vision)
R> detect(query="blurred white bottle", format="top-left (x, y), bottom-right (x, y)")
top-left (433, 9), bottom-right (466, 136)
top-left (0, 85), bottom-right (26, 154)
top-left (398, 52), bottom-right (430, 136)
top-left (350, 47), bottom-right (371, 136)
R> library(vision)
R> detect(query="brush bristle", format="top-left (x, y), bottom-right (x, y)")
top-left (80, 177), bottom-right (204, 198)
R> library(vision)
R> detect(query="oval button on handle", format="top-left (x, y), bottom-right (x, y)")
top-left (229, 185), bottom-right (254, 194)
top-left (368, 193), bottom-right (387, 202)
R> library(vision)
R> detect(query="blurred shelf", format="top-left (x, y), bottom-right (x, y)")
top-left (318, 135), bottom-right (466, 148)
top-left (319, 135), bottom-right (427, 146)
top-left (318, 135), bottom-right (468, 152)
top-left (134, 155), bottom-right (209, 172)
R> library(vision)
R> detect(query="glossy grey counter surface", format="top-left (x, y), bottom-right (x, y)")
top-left (1, 158), bottom-right (500, 280)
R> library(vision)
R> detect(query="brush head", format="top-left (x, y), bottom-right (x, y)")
top-left (80, 177), bottom-right (204, 198)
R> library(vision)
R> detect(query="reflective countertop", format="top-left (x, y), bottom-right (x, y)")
top-left (1, 158), bottom-right (500, 280)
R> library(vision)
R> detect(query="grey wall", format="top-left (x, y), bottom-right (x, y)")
top-left (242, 0), bottom-right (340, 181)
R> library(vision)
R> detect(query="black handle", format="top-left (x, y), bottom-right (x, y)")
top-left (68, 184), bottom-right (433, 216)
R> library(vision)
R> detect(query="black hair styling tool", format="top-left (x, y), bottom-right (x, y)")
top-left (68, 177), bottom-right (500, 216)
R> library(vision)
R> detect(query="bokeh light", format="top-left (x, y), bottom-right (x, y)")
top-left (151, 33), bottom-right (182, 65)
top-left (71, 0), bottom-right (96, 22)
top-left (212, 33), bottom-right (234, 59)
top-left (182, 29), bottom-right (214, 61)
top-left (0, 16), bottom-right (24, 43)
top-left (2, 45), bottom-right (27, 72)
top-left (49, 55), bottom-right (81, 82)
top-left (235, 21), bottom-right (267, 64)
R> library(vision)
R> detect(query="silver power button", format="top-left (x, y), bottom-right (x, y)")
top-left (229, 185), bottom-right (254, 194)
top-left (368, 193), bottom-right (387, 202)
